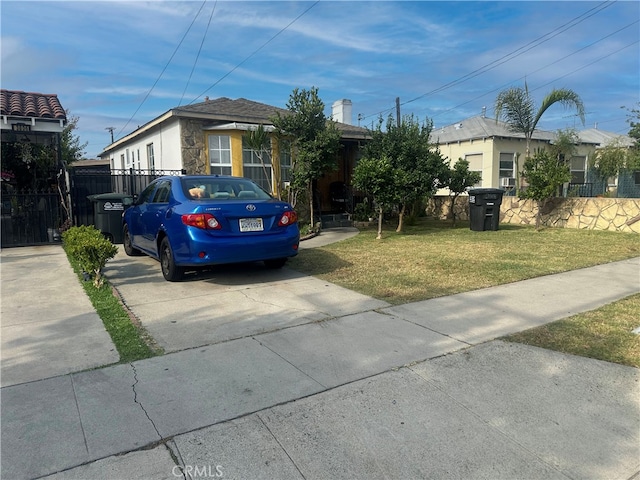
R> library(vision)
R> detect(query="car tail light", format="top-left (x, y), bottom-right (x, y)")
top-left (278, 210), bottom-right (298, 226)
top-left (182, 213), bottom-right (221, 230)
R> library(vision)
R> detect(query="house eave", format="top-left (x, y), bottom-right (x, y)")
top-left (204, 122), bottom-right (276, 132)
top-left (99, 110), bottom-right (175, 156)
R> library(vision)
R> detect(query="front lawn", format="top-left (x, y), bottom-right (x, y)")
top-left (503, 294), bottom-right (640, 368)
top-left (289, 219), bottom-right (639, 305)
top-left (289, 218), bottom-right (640, 367)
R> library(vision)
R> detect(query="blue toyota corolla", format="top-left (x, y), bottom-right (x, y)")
top-left (122, 175), bottom-right (300, 281)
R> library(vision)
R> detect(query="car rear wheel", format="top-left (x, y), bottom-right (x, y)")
top-left (264, 258), bottom-right (287, 269)
top-left (160, 237), bottom-right (184, 281)
top-left (123, 225), bottom-right (143, 256)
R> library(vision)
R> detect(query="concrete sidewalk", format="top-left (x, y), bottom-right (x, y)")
top-left (0, 246), bottom-right (118, 387)
top-left (1, 237), bottom-right (639, 479)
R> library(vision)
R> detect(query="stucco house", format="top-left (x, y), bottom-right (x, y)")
top-left (432, 113), bottom-right (595, 193)
top-left (99, 97), bottom-right (369, 213)
top-left (432, 112), bottom-right (638, 198)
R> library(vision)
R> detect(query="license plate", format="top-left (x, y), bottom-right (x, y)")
top-left (239, 218), bottom-right (263, 232)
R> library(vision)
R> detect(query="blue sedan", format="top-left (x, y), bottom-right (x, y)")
top-left (122, 175), bottom-right (300, 281)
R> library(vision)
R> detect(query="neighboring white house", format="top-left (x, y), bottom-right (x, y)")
top-left (431, 113), bottom-right (612, 194)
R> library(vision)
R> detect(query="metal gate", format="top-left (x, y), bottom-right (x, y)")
top-left (0, 168), bottom-right (184, 248)
top-left (1, 189), bottom-right (64, 247)
top-left (69, 168), bottom-right (184, 227)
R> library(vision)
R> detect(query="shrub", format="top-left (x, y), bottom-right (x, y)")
top-left (63, 225), bottom-right (118, 288)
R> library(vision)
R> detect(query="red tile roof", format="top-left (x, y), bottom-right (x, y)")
top-left (0, 89), bottom-right (66, 120)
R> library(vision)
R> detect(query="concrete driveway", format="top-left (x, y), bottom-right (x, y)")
top-left (103, 230), bottom-right (388, 353)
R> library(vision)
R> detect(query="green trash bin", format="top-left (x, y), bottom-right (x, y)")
top-left (87, 193), bottom-right (133, 243)
top-left (468, 188), bottom-right (504, 231)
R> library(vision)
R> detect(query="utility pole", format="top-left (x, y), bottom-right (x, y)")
top-left (105, 127), bottom-right (115, 143)
top-left (396, 97), bottom-right (401, 127)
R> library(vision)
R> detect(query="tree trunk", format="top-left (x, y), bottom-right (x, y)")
top-left (536, 199), bottom-right (543, 231)
top-left (308, 181), bottom-right (314, 230)
top-left (450, 194), bottom-right (459, 226)
top-left (396, 204), bottom-right (406, 233)
top-left (376, 206), bottom-right (383, 240)
top-left (514, 155), bottom-right (521, 197)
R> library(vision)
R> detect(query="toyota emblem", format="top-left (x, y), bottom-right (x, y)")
top-left (246, 204), bottom-right (256, 212)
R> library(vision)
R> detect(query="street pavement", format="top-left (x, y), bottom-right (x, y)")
top-left (1, 229), bottom-right (639, 480)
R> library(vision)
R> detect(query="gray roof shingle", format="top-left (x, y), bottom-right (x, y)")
top-left (432, 115), bottom-right (556, 144)
top-left (173, 97), bottom-right (369, 139)
top-left (579, 128), bottom-right (635, 148)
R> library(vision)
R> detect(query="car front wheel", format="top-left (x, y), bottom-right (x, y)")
top-left (160, 237), bottom-right (184, 281)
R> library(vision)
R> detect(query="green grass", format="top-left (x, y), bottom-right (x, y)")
top-left (289, 218), bottom-right (640, 305)
top-left (289, 217), bottom-right (640, 366)
top-left (63, 217), bottom-right (638, 367)
top-left (65, 252), bottom-right (162, 363)
top-left (503, 294), bottom-right (640, 368)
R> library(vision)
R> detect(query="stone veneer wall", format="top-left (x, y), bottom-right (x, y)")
top-left (427, 196), bottom-right (640, 234)
top-left (180, 119), bottom-right (208, 174)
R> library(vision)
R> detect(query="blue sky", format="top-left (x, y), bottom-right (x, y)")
top-left (2, 0), bottom-right (638, 158)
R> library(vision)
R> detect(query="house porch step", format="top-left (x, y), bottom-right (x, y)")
top-left (320, 213), bottom-right (353, 228)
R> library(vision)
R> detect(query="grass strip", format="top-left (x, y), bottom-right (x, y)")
top-left (503, 294), bottom-right (640, 367)
top-left (65, 251), bottom-right (162, 363)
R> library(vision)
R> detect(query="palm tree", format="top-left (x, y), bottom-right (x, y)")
top-left (495, 83), bottom-right (585, 195)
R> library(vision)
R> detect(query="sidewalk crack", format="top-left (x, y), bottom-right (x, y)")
top-left (256, 413), bottom-right (307, 479)
top-left (130, 363), bottom-right (162, 441)
top-left (69, 375), bottom-right (90, 455)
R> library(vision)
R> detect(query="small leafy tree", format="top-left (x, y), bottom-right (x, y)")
top-left (352, 155), bottom-right (397, 239)
top-left (364, 114), bottom-right (449, 233)
top-left (442, 158), bottom-right (482, 225)
top-left (271, 87), bottom-right (342, 228)
top-left (549, 128), bottom-right (579, 161)
top-left (589, 138), bottom-right (629, 190)
top-left (520, 149), bottom-right (571, 230)
top-left (548, 128), bottom-right (579, 195)
top-left (622, 103), bottom-right (640, 171)
top-left (61, 111), bottom-right (88, 166)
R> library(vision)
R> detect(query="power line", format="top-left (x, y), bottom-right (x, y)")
top-left (180, 1), bottom-right (217, 106)
top-left (116, 0), bottom-right (208, 140)
top-left (360, 0), bottom-right (616, 121)
top-left (531, 40), bottom-right (638, 93)
top-left (430, 21), bottom-right (639, 122)
top-left (188, 1), bottom-right (320, 105)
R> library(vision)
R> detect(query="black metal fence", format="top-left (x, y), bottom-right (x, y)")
top-left (567, 183), bottom-right (595, 198)
top-left (1, 190), bottom-right (64, 247)
top-left (0, 168), bottom-right (184, 248)
top-left (69, 168), bottom-right (184, 228)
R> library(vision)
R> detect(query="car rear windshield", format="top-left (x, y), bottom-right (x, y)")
top-left (182, 177), bottom-right (273, 201)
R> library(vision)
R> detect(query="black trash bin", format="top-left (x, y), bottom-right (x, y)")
top-left (468, 188), bottom-right (504, 231)
top-left (87, 193), bottom-right (133, 243)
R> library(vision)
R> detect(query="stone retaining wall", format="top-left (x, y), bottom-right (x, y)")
top-left (427, 196), bottom-right (640, 234)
